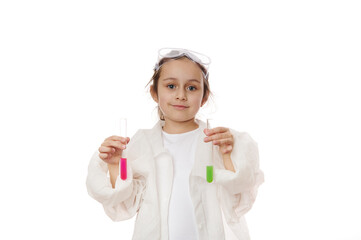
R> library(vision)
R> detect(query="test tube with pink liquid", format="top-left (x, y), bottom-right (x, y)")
top-left (120, 118), bottom-right (127, 180)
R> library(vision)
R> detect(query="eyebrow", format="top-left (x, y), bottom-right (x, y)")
top-left (162, 77), bottom-right (201, 83)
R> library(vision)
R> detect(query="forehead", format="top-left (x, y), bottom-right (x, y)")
top-left (159, 58), bottom-right (204, 81)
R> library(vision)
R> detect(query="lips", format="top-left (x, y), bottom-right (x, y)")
top-left (172, 104), bottom-right (189, 110)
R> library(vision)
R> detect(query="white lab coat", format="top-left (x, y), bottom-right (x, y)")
top-left (86, 119), bottom-right (264, 240)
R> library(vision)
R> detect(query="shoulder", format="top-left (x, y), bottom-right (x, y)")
top-left (128, 121), bottom-right (161, 146)
top-left (230, 129), bottom-right (259, 160)
top-left (229, 130), bottom-right (260, 168)
top-left (128, 129), bottom-right (147, 146)
top-left (230, 129), bottom-right (257, 146)
top-left (131, 129), bottom-right (145, 140)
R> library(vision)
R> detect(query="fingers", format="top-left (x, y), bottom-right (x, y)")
top-left (220, 144), bottom-right (233, 154)
top-left (98, 136), bottom-right (130, 161)
top-left (211, 137), bottom-right (234, 146)
top-left (204, 127), bottom-right (228, 136)
top-left (204, 128), bottom-right (233, 143)
top-left (103, 136), bottom-right (129, 147)
top-left (99, 146), bottom-right (117, 153)
top-left (99, 153), bottom-right (109, 159)
top-left (101, 140), bottom-right (126, 150)
top-left (105, 135), bottom-right (130, 144)
top-left (204, 127), bottom-right (234, 155)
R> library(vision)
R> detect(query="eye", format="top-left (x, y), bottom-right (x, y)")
top-left (187, 86), bottom-right (197, 91)
top-left (167, 84), bottom-right (176, 89)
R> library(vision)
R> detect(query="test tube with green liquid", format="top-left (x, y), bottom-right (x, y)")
top-left (206, 119), bottom-right (214, 183)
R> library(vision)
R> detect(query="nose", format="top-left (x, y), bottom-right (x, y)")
top-left (176, 88), bottom-right (187, 101)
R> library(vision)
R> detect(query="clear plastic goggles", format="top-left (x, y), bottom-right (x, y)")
top-left (154, 48), bottom-right (211, 72)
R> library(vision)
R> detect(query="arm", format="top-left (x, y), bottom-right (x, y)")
top-left (204, 127), bottom-right (235, 172)
top-left (97, 135), bottom-right (129, 188)
top-left (215, 131), bottom-right (264, 217)
top-left (108, 163), bottom-right (119, 188)
top-left (86, 130), bottom-right (146, 221)
top-left (222, 154), bottom-right (236, 173)
top-left (86, 152), bottom-right (145, 221)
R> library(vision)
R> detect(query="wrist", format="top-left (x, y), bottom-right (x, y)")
top-left (108, 163), bottom-right (119, 188)
top-left (108, 162), bottom-right (119, 173)
top-left (222, 153), bottom-right (231, 162)
top-left (223, 155), bottom-right (235, 172)
top-left (107, 162), bottom-right (119, 167)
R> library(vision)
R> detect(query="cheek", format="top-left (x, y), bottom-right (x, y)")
top-left (157, 91), bottom-right (170, 105)
top-left (190, 93), bottom-right (204, 106)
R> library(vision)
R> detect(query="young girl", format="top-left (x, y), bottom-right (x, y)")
top-left (86, 48), bottom-right (264, 240)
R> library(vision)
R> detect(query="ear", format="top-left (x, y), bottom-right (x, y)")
top-left (150, 85), bottom-right (159, 103)
top-left (201, 91), bottom-right (209, 107)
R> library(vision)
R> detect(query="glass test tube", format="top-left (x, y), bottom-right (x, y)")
top-left (206, 119), bottom-right (214, 183)
top-left (120, 118), bottom-right (127, 180)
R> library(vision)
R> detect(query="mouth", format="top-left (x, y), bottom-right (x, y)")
top-left (172, 105), bottom-right (189, 110)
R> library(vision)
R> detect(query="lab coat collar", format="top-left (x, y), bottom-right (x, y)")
top-left (144, 119), bottom-right (211, 179)
top-left (143, 120), bottom-right (165, 158)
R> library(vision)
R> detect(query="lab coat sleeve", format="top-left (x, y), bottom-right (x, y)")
top-left (86, 131), bottom-right (146, 221)
top-left (215, 130), bottom-right (264, 218)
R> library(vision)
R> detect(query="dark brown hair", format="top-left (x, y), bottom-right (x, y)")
top-left (146, 56), bottom-right (212, 120)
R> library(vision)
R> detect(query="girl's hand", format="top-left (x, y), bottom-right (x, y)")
top-left (98, 136), bottom-right (130, 165)
top-left (204, 127), bottom-right (235, 172)
top-left (204, 127), bottom-right (234, 156)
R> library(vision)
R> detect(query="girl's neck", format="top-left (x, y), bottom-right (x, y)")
top-left (162, 118), bottom-right (199, 134)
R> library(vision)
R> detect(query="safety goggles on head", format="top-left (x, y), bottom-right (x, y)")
top-left (154, 48), bottom-right (211, 74)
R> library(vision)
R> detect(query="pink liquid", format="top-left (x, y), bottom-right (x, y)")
top-left (120, 158), bottom-right (127, 180)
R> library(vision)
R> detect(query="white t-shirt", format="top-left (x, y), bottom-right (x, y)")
top-left (162, 127), bottom-right (200, 240)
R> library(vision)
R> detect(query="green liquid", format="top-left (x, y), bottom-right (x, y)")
top-left (206, 165), bottom-right (213, 183)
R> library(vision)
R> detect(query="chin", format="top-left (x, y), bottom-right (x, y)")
top-left (164, 114), bottom-right (196, 123)
top-left (161, 106), bottom-right (200, 122)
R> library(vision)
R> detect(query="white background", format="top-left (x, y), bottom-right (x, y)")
top-left (1, 0), bottom-right (360, 239)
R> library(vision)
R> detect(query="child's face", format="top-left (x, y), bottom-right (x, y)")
top-left (152, 58), bottom-right (206, 123)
